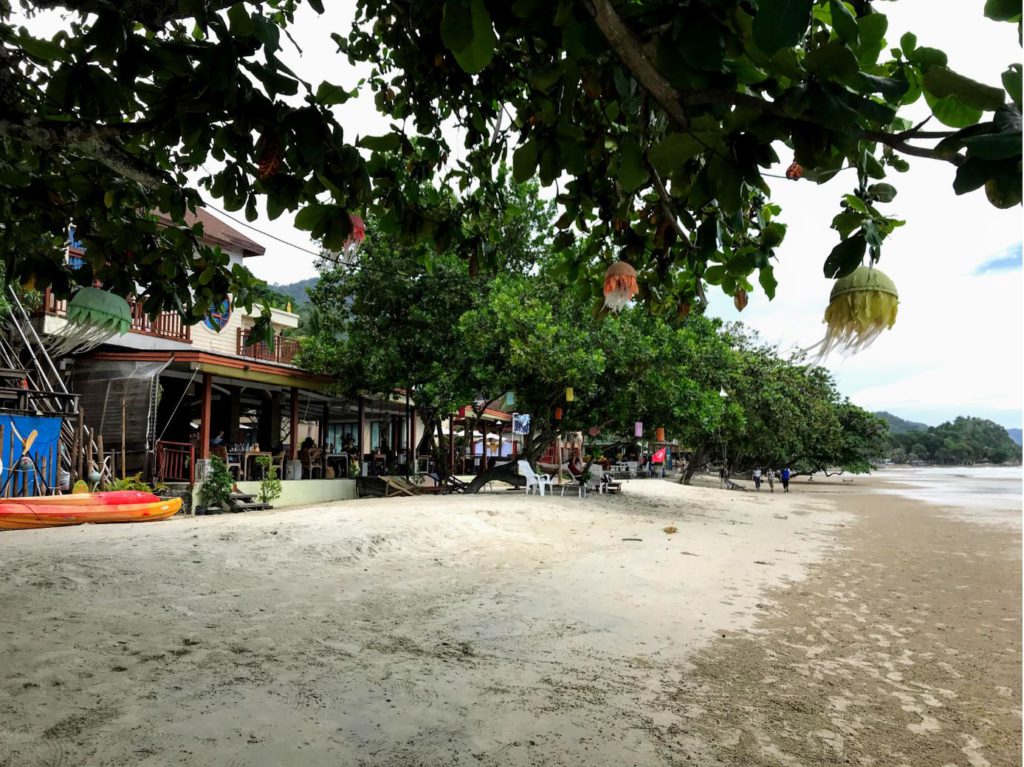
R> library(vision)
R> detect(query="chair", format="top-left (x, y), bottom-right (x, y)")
top-left (517, 460), bottom-right (553, 496)
top-left (304, 448), bottom-right (324, 479)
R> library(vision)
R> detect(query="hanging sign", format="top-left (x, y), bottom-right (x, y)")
top-left (511, 413), bottom-right (531, 435)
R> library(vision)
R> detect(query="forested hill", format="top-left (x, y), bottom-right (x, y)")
top-left (873, 411), bottom-right (929, 435)
top-left (269, 278), bottom-right (318, 308)
top-left (886, 416), bottom-right (1022, 465)
top-left (1008, 428), bottom-right (1022, 447)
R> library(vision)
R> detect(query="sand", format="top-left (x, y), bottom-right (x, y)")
top-left (0, 474), bottom-right (1018, 766)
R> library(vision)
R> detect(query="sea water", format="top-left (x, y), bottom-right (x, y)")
top-left (876, 465), bottom-right (1023, 529)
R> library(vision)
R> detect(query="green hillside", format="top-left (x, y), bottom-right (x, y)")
top-left (873, 411), bottom-right (929, 435)
top-left (269, 278), bottom-right (318, 308)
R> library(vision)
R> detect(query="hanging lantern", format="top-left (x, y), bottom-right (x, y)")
top-left (603, 261), bottom-right (638, 312)
top-left (565, 387), bottom-right (574, 402)
top-left (811, 266), bottom-right (899, 358)
top-left (634, 421), bottom-right (643, 438)
top-left (554, 407), bottom-right (563, 421)
top-left (343, 214), bottom-right (366, 259)
top-left (655, 427), bottom-right (665, 443)
top-left (66, 287), bottom-right (131, 335)
top-left (504, 391), bottom-right (516, 407)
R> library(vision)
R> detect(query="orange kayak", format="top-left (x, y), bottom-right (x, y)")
top-left (0, 497), bottom-right (182, 530)
top-left (1, 491), bottom-right (160, 507)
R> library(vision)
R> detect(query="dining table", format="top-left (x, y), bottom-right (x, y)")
top-left (243, 451), bottom-right (274, 479)
top-left (325, 453), bottom-right (350, 478)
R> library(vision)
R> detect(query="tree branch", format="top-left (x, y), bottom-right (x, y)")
top-left (0, 116), bottom-right (171, 189)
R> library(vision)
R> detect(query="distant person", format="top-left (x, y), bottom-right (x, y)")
top-left (211, 430), bottom-right (225, 447)
top-left (301, 435), bottom-right (315, 451)
top-left (766, 468), bottom-right (775, 493)
top-left (781, 467), bottom-right (791, 492)
top-left (752, 466), bottom-right (762, 491)
top-left (719, 466), bottom-right (727, 488)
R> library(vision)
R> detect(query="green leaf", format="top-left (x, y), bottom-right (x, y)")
top-left (805, 40), bottom-right (860, 79)
top-left (441, 0), bottom-right (497, 75)
top-left (868, 183), bottom-right (897, 203)
top-left (823, 232), bottom-right (867, 278)
top-left (924, 67), bottom-right (1005, 111)
top-left (1002, 64), bottom-right (1022, 107)
top-left (752, 0), bottom-right (813, 54)
top-left (829, 1), bottom-right (859, 47)
top-left (899, 32), bottom-right (917, 55)
top-left (703, 265), bottom-right (727, 284)
top-left (924, 91), bottom-right (983, 129)
top-left (294, 203), bottom-right (333, 232)
top-left (307, 0), bottom-right (325, 12)
top-left (762, 221), bottom-right (787, 248)
top-left (357, 133), bottom-right (402, 152)
top-left (984, 0), bottom-right (1022, 21)
top-left (908, 46), bottom-right (947, 71)
top-left (854, 73), bottom-right (909, 101)
top-left (962, 133), bottom-right (1023, 160)
top-left (227, 3), bottom-right (254, 36)
top-left (855, 13), bottom-right (887, 66)
top-left (707, 156), bottom-right (743, 213)
top-left (15, 32), bottom-right (63, 61)
top-left (648, 133), bottom-right (704, 174)
top-left (617, 137), bottom-right (649, 193)
top-left (314, 81), bottom-right (352, 106)
top-left (758, 264), bottom-right (778, 299)
top-left (952, 158), bottom-right (995, 195)
top-left (512, 139), bottom-right (538, 182)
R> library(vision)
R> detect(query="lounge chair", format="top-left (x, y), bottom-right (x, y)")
top-left (517, 460), bottom-right (553, 496)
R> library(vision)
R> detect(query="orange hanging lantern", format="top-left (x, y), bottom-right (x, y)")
top-left (554, 407), bottom-right (563, 421)
top-left (603, 261), bottom-right (638, 312)
top-left (655, 427), bottom-right (665, 442)
top-left (344, 214), bottom-right (366, 258)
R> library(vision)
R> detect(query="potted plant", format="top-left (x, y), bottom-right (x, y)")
top-left (198, 456), bottom-right (233, 514)
top-left (256, 455), bottom-right (282, 505)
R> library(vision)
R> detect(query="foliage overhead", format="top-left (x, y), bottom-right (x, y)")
top-left (2, 0), bottom-right (1020, 331)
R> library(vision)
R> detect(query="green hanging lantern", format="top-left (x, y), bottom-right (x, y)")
top-left (814, 266), bottom-right (899, 357)
top-left (504, 391), bottom-right (516, 407)
top-left (66, 287), bottom-right (132, 335)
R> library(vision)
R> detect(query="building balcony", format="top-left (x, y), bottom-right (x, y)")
top-left (236, 327), bottom-right (300, 366)
top-left (40, 288), bottom-right (192, 343)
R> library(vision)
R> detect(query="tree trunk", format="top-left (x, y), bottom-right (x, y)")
top-left (463, 429), bottom-right (553, 494)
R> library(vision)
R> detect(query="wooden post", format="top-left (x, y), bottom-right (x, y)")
top-left (72, 410), bottom-right (82, 483)
top-left (410, 405), bottom-right (417, 474)
top-left (85, 429), bottom-right (93, 488)
top-left (357, 396), bottom-right (365, 474)
top-left (289, 387), bottom-right (299, 461)
top-left (448, 416), bottom-right (456, 472)
top-left (199, 373), bottom-right (212, 459)
top-left (322, 401), bottom-right (330, 449)
top-left (40, 454), bottom-right (47, 496)
top-left (120, 398), bottom-right (127, 480)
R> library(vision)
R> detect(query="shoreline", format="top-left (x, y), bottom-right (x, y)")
top-left (0, 471), bottom-right (1018, 765)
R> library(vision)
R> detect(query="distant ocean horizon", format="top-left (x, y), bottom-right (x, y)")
top-left (874, 465), bottom-right (1022, 529)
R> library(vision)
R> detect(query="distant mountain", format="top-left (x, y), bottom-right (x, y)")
top-left (1008, 428), bottom-right (1022, 446)
top-left (269, 277), bottom-right (318, 308)
top-left (873, 411), bottom-right (929, 435)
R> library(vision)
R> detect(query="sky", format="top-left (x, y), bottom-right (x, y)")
top-left (20, 1), bottom-right (1024, 429)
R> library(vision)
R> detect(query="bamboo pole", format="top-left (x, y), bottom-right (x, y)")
top-left (40, 454), bottom-right (47, 496)
top-left (121, 398), bottom-right (127, 480)
top-left (86, 425), bottom-right (94, 487)
top-left (96, 435), bottom-right (104, 488)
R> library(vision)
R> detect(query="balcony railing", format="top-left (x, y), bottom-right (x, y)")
top-left (40, 288), bottom-right (191, 343)
top-left (236, 327), bottom-right (300, 366)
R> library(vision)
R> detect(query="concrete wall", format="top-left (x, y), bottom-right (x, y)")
top-left (234, 479), bottom-right (357, 508)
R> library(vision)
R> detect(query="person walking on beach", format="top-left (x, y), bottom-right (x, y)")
top-left (752, 466), bottom-right (762, 491)
top-left (719, 466), bottom-right (727, 488)
top-left (766, 468), bottom-right (775, 492)
top-left (781, 467), bottom-right (791, 492)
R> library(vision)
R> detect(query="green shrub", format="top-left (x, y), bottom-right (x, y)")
top-left (199, 456), bottom-right (233, 511)
top-left (103, 473), bottom-right (153, 492)
top-left (256, 456), bottom-right (282, 505)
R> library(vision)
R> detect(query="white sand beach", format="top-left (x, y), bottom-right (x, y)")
top-left (0, 473), bottom-right (1018, 766)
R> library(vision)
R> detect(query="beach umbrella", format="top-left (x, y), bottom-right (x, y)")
top-left (811, 266), bottom-right (899, 358)
top-left (602, 261), bottom-right (638, 312)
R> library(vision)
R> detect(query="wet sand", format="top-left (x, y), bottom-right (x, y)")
top-left (0, 474), bottom-right (1018, 766)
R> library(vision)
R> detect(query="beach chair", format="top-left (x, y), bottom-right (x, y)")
top-left (517, 460), bottom-right (553, 496)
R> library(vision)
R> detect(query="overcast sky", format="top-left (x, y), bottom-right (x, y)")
top-left (23, 1), bottom-right (1023, 428)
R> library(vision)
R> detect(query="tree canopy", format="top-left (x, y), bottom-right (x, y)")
top-left (2, 0), bottom-right (1020, 328)
top-left (886, 416), bottom-right (1022, 465)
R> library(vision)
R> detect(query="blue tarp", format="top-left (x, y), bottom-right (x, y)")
top-left (0, 413), bottom-right (63, 495)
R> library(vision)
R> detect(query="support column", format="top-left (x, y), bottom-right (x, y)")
top-left (228, 388), bottom-right (241, 445)
top-left (448, 416), bottom-right (456, 472)
top-left (410, 406), bottom-right (417, 472)
top-left (322, 402), bottom-right (330, 449)
top-left (198, 373), bottom-right (212, 459)
top-left (289, 387), bottom-right (299, 460)
top-left (267, 391), bottom-right (281, 452)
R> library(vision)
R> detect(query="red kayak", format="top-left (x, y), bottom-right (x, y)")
top-left (0, 491), bottom-right (160, 507)
top-left (0, 497), bottom-right (182, 530)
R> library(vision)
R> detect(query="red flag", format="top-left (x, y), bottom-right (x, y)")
top-left (651, 448), bottom-right (666, 463)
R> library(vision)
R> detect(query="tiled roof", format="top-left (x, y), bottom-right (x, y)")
top-left (154, 208), bottom-right (266, 257)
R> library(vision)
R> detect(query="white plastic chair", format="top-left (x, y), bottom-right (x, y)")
top-left (517, 460), bottom-right (553, 496)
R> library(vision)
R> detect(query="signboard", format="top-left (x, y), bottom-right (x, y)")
top-left (511, 413), bottom-right (531, 435)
